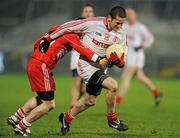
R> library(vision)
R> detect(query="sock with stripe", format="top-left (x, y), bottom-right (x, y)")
top-left (17, 118), bottom-right (31, 130)
top-left (152, 89), bottom-right (160, 97)
top-left (64, 110), bottom-right (77, 123)
top-left (13, 108), bottom-right (27, 123)
top-left (107, 112), bottom-right (118, 122)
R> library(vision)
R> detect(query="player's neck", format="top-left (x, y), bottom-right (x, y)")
top-left (128, 20), bottom-right (137, 25)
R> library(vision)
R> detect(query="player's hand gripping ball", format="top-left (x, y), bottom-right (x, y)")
top-left (96, 56), bottom-right (109, 68)
top-left (106, 44), bottom-right (125, 67)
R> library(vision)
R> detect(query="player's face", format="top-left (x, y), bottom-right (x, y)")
top-left (126, 9), bottom-right (137, 24)
top-left (108, 16), bottom-right (126, 32)
top-left (81, 6), bottom-right (94, 18)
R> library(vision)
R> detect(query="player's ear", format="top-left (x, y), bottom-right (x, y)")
top-left (107, 15), bottom-right (112, 22)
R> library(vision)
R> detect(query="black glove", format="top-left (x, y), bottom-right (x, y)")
top-left (107, 60), bottom-right (120, 68)
top-left (107, 60), bottom-right (114, 68)
top-left (39, 38), bottom-right (50, 53)
top-left (134, 45), bottom-right (144, 52)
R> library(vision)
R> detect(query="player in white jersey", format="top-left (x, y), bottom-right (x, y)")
top-left (69, 4), bottom-right (95, 109)
top-left (116, 7), bottom-right (162, 106)
top-left (40, 6), bottom-right (128, 135)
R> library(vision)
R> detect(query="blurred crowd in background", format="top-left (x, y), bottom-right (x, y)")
top-left (0, 0), bottom-right (179, 78)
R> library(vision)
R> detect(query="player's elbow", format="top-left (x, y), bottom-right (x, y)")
top-left (150, 37), bottom-right (155, 46)
top-left (146, 35), bottom-right (154, 48)
top-left (66, 33), bottom-right (79, 39)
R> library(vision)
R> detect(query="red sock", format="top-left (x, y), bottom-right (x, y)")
top-left (15, 108), bottom-right (27, 120)
top-left (152, 89), bottom-right (159, 97)
top-left (107, 112), bottom-right (118, 122)
top-left (116, 96), bottom-right (124, 104)
top-left (64, 111), bottom-right (76, 123)
top-left (18, 118), bottom-right (31, 130)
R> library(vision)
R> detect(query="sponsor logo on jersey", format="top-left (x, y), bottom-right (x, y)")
top-left (92, 38), bottom-right (109, 48)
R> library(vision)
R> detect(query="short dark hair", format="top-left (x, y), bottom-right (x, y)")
top-left (109, 6), bottom-right (126, 19)
top-left (84, 3), bottom-right (93, 8)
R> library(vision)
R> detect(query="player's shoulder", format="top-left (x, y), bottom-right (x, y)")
top-left (136, 22), bottom-right (147, 30)
top-left (86, 17), bottom-right (105, 21)
top-left (48, 25), bottom-right (60, 33)
top-left (66, 17), bottom-right (105, 26)
top-left (117, 28), bottom-right (126, 35)
top-left (84, 17), bottom-right (106, 23)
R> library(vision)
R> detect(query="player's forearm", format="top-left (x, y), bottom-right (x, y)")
top-left (63, 34), bottom-right (98, 62)
top-left (76, 47), bottom-right (99, 62)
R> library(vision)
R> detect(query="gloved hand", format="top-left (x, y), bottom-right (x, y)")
top-left (39, 38), bottom-right (51, 53)
top-left (107, 52), bottom-right (120, 68)
top-left (134, 45), bottom-right (144, 52)
top-left (116, 53), bottom-right (125, 68)
top-left (96, 56), bottom-right (109, 68)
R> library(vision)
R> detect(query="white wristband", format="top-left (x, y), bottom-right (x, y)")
top-left (91, 54), bottom-right (99, 62)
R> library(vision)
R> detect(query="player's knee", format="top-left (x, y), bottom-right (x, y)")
top-left (122, 75), bottom-right (129, 82)
top-left (85, 96), bottom-right (97, 106)
top-left (46, 100), bottom-right (55, 111)
top-left (109, 80), bottom-right (118, 93)
top-left (136, 73), bottom-right (143, 81)
top-left (73, 81), bottom-right (81, 89)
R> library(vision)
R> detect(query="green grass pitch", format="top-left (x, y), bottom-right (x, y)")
top-left (0, 74), bottom-right (180, 138)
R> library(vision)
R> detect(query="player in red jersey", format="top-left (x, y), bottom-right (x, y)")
top-left (7, 25), bottom-right (109, 136)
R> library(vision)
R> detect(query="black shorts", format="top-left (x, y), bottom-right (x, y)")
top-left (36, 91), bottom-right (54, 101)
top-left (71, 69), bottom-right (79, 77)
top-left (86, 70), bottom-right (108, 96)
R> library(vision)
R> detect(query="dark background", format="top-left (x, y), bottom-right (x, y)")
top-left (0, 0), bottom-right (179, 78)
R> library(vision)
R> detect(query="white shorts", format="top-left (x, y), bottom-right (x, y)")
top-left (77, 58), bottom-right (107, 83)
top-left (126, 48), bottom-right (145, 68)
top-left (70, 50), bottom-right (80, 70)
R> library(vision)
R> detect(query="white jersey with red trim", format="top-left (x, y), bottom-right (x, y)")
top-left (49, 17), bottom-right (127, 58)
top-left (122, 22), bottom-right (154, 68)
top-left (122, 22), bottom-right (154, 49)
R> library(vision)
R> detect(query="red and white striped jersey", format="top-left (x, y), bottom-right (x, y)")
top-left (122, 22), bottom-right (154, 48)
top-left (48, 17), bottom-right (127, 57)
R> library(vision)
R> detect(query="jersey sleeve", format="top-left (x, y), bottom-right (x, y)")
top-left (140, 24), bottom-right (154, 48)
top-left (47, 18), bottom-right (95, 41)
top-left (62, 34), bottom-right (98, 62)
top-left (33, 25), bottom-right (60, 51)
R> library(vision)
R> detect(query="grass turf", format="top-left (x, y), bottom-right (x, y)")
top-left (0, 74), bottom-right (180, 138)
